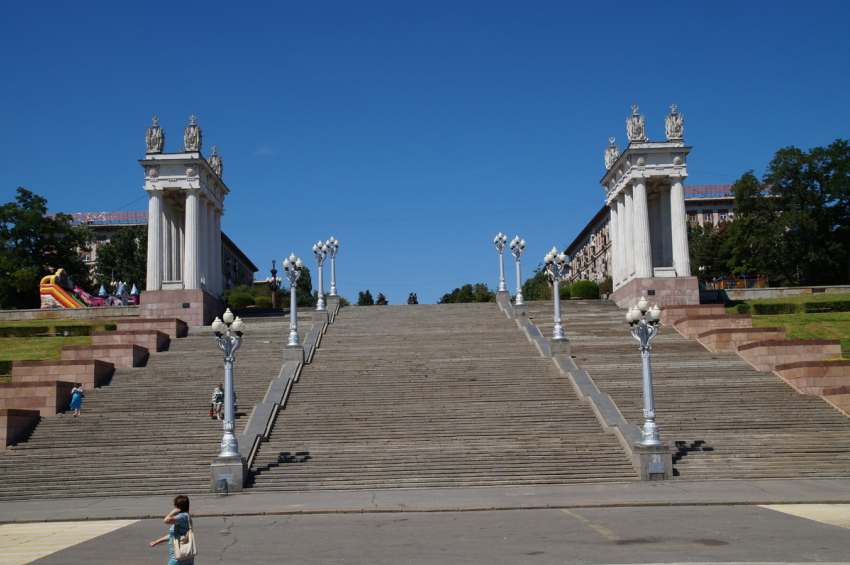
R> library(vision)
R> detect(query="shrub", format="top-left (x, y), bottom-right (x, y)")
top-left (254, 296), bottom-right (273, 309)
top-left (0, 361), bottom-right (12, 376)
top-left (103, 323), bottom-right (117, 332)
top-left (804, 300), bottom-right (850, 313)
top-left (559, 286), bottom-right (570, 301)
top-left (752, 303), bottom-right (803, 315)
top-left (0, 326), bottom-right (50, 338)
top-left (229, 292), bottom-right (255, 310)
top-left (735, 303), bottom-right (752, 314)
top-left (570, 280), bottom-right (600, 300)
top-left (598, 276), bottom-right (613, 296)
top-left (53, 325), bottom-right (91, 337)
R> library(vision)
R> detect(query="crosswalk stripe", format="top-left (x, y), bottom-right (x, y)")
top-left (0, 520), bottom-right (138, 565)
top-left (760, 504), bottom-right (850, 529)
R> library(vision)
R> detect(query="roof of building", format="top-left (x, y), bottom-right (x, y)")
top-left (684, 184), bottom-right (734, 198)
top-left (62, 211), bottom-right (149, 225)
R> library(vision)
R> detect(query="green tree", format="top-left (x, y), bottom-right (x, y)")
top-left (521, 264), bottom-right (549, 301)
top-left (688, 221), bottom-right (733, 283)
top-left (296, 265), bottom-right (316, 308)
top-left (357, 289), bottom-right (374, 306)
top-left (95, 225), bottom-right (148, 290)
top-left (0, 188), bottom-right (94, 309)
top-left (437, 283), bottom-right (495, 303)
top-left (726, 140), bottom-right (850, 286)
top-left (375, 293), bottom-right (388, 305)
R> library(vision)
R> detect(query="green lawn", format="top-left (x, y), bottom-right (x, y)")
top-left (0, 319), bottom-right (118, 329)
top-left (727, 292), bottom-right (850, 306)
top-left (0, 336), bottom-right (92, 363)
top-left (749, 312), bottom-right (850, 358)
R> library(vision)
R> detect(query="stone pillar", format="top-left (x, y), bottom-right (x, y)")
top-left (198, 196), bottom-right (208, 288)
top-left (670, 176), bottom-right (691, 276)
top-left (608, 202), bottom-right (619, 289)
top-left (162, 202), bottom-right (173, 281)
top-left (660, 186), bottom-right (672, 267)
top-left (207, 203), bottom-right (216, 295)
top-left (184, 189), bottom-right (201, 290)
top-left (171, 208), bottom-right (182, 282)
top-left (146, 191), bottom-right (163, 291)
top-left (213, 210), bottom-right (223, 297)
top-left (624, 187), bottom-right (634, 279)
top-left (615, 195), bottom-right (625, 286)
top-left (631, 177), bottom-right (653, 278)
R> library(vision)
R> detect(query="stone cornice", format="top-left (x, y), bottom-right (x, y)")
top-left (601, 143), bottom-right (692, 206)
top-left (139, 153), bottom-right (229, 212)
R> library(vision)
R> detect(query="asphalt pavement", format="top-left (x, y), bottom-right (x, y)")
top-left (3, 478), bottom-right (850, 524)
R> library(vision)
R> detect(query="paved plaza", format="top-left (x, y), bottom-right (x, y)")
top-left (2, 479), bottom-right (850, 564)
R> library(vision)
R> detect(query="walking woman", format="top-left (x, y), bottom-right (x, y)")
top-left (149, 495), bottom-right (195, 564)
top-left (69, 383), bottom-right (84, 417)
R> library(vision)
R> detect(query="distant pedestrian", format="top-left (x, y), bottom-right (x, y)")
top-left (69, 383), bottom-right (84, 417)
top-left (211, 383), bottom-right (223, 420)
top-left (149, 494), bottom-right (195, 564)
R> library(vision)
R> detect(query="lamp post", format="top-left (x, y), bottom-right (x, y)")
top-left (509, 236), bottom-right (526, 306)
top-left (494, 232), bottom-right (508, 293)
top-left (627, 297), bottom-right (663, 447)
top-left (269, 260), bottom-right (279, 309)
top-left (313, 240), bottom-right (329, 311)
top-left (327, 237), bottom-right (339, 297)
top-left (212, 309), bottom-right (245, 459)
top-left (283, 254), bottom-right (303, 347)
top-left (544, 247), bottom-right (569, 340)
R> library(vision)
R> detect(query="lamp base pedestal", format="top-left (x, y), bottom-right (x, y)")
top-left (548, 337), bottom-right (571, 356)
top-left (284, 344), bottom-right (304, 363)
top-left (210, 455), bottom-right (247, 493)
top-left (631, 444), bottom-right (672, 481)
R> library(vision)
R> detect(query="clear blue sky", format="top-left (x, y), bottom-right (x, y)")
top-left (2, 1), bottom-right (849, 305)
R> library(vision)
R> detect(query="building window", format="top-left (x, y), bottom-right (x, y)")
top-left (719, 210), bottom-right (728, 221)
top-left (688, 211), bottom-right (697, 222)
top-left (82, 254), bottom-right (90, 261)
top-left (704, 211), bottom-right (713, 222)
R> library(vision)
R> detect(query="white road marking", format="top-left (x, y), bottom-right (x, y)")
top-left (0, 520), bottom-right (137, 565)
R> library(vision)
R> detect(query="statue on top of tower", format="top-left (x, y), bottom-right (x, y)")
top-left (626, 105), bottom-right (647, 143)
top-left (665, 104), bottom-right (684, 140)
top-left (184, 115), bottom-right (202, 152)
top-left (604, 137), bottom-right (620, 170)
top-left (208, 146), bottom-right (223, 178)
top-left (146, 116), bottom-right (164, 154)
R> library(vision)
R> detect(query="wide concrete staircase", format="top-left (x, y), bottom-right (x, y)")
top-left (0, 317), bottom-right (298, 501)
top-left (249, 303), bottom-right (639, 490)
top-left (525, 299), bottom-right (850, 480)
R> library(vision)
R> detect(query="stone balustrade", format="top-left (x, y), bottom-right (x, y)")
top-left (697, 327), bottom-right (786, 353)
top-left (0, 381), bottom-right (75, 415)
top-left (0, 409), bottom-right (41, 450)
top-left (673, 313), bottom-right (752, 339)
top-left (738, 339), bottom-right (843, 373)
top-left (659, 304), bottom-right (725, 326)
top-left (92, 329), bottom-right (169, 352)
top-left (62, 344), bottom-right (149, 368)
top-left (12, 359), bottom-right (114, 389)
top-left (116, 317), bottom-right (188, 339)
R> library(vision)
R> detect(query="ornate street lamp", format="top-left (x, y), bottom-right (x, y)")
top-left (212, 309), bottom-right (246, 459)
top-left (283, 254), bottom-right (303, 347)
top-left (269, 260), bottom-right (279, 309)
top-left (327, 237), bottom-right (339, 297)
top-left (544, 247), bottom-right (569, 340)
top-left (509, 236), bottom-right (526, 306)
top-left (313, 240), bottom-right (329, 311)
top-left (493, 232), bottom-right (508, 293)
top-left (627, 298), bottom-right (663, 446)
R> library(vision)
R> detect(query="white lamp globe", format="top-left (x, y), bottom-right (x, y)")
top-left (283, 259), bottom-right (291, 269)
top-left (637, 296), bottom-right (649, 312)
top-left (222, 309), bottom-right (234, 324)
top-left (625, 310), bottom-right (633, 323)
top-left (312, 244), bottom-right (318, 252)
top-left (295, 259), bottom-right (303, 269)
top-left (232, 317), bottom-right (245, 333)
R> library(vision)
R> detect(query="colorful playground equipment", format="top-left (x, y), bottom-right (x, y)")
top-left (39, 269), bottom-right (138, 309)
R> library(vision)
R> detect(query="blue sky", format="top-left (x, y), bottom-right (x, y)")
top-left (2, 1), bottom-right (849, 304)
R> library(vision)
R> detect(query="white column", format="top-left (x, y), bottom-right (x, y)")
top-left (670, 176), bottom-right (691, 276)
top-left (183, 189), bottom-right (201, 289)
top-left (198, 196), bottom-right (208, 288)
top-left (213, 210), bottom-right (223, 296)
top-left (162, 202), bottom-right (172, 281)
top-left (146, 191), bottom-right (163, 291)
top-left (171, 208), bottom-right (181, 281)
top-left (608, 202), bottom-right (619, 289)
top-left (615, 195), bottom-right (625, 286)
top-left (660, 185), bottom-right (672, 267)
top-left (206, 203), bottom-right (216, 295)
top-left (631, 177), bottom-right (653, 278)
top-left (624, 187), bottom-right (635, 280)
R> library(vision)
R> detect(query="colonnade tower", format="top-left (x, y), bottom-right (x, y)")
top-left (138, 116), bottom-right (227, 325)
top-left (601, 105), bottom-right (699, 308)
